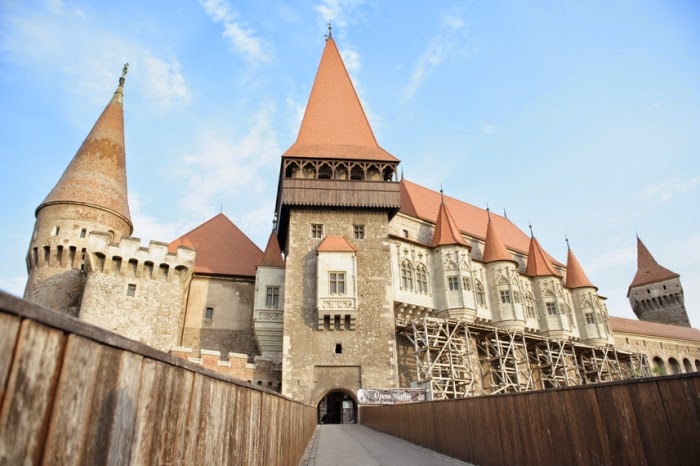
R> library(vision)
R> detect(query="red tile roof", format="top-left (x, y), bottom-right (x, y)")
top-left (317, 236), bottom-right (356, 252)
top-left (629, 237), bottom-right (679, 289)
top-left (482, 217), bottom-right (514, 263)
top-left (400, 180), bottom-right (563, 265)
top-left (526, 236), bottom-right (560, 277)
top-left (431, 199), bottom-right (469, 248)
top-left (258, 231), bottom-right (285, 267)
top-left (169, 214), bottom-right (262, 277)
top-left (610, 316), bottom-right (700, 342)
top-left (283, 38), bottom-right (398, 162)
top-left (38, 78), bottom-right (132, 231)
top-left (565, 248), bottom-right (596, 290)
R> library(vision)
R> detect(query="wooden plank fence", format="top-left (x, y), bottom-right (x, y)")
top-left (361, 371), bottom-right (700, 465)
top-left (0, 291), bottom-right (316, 465)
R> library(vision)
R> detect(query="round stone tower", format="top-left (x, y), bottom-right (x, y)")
top-left (24, 65), bottom-right (133, 316)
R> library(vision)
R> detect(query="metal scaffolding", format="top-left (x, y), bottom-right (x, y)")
top-left (397, 316), bottom-right (652, 400)
top-left (397, 317), bottom-right (479, 399)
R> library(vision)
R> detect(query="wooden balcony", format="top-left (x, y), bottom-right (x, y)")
top-left (281, 178), bottom-right (401, 209)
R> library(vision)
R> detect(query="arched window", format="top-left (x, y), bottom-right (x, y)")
top-left (335, 164), bottom-right (348, 180)
top-left (653, 356), bottom-right (666, 376)
top-left (668, 357), bottom-right (681, 374)
top-left (285, 162), bottom-right (300, 178)
top-left (367, 164), bottom-right (380, 181)
top-left (683, 358), bottom-right (693, 373)
top-left (401, 260), bottom-right (414, 291)
top-left (302, 163), bottom-right (316, 179)
top-left (475, 280), bottom-right (486, 307)
top-left (318, 163), bottom-right (333, 179)
top-left (350, 165), bottom-right (364, 180)
top-left (416, 264), bottom-right (428, 293)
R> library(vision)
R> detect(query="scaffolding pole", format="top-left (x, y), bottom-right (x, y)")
top-left (476, 329), bottom-right (535, 395)
top-left (528, 339), bottom-right (582, 389)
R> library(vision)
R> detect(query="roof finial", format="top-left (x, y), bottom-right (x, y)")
top-left (220, 202), bottom-right (223, 214)
top-left (325, 21), bottom-right (333, 40)
top-left (565, 234), bottom-right (570, 250)
top-left (486, 203), bottom-right (491, 220)
top-left (528, 221), bottom-right (534, 237)
top-left (503, 208), bottom-right (508, 219)
top-left (440, 185), bottom-right (444, 203)
top-left (273, 212), bottom-right (278, 228)
top-left (119, 63), bottom-right (129, 87)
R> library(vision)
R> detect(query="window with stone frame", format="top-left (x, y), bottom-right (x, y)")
top-left (353, 224), bottom-right (365, 240)
top-left (462, 277), bottom-right (471, 291)
top-left (126, 283), bottom-right (136, 297)
top-left (545, 302), bottom-right (558, 315)
top-left (416, 264), bottom-right (429, 294)
top-left (500, 290), bottom-right (512, 304)
top-left (447, 276), bottom-right (460, 291)
top-left (475, 280), bottom-right (486, 307)
top-left (525, 293), bottom-right (535, 318)
top-left (401, 260), bottom-right (414, 290)
top-left (311, 223), bottom-right (323, 239)
top-left (266, 286), bottom-right (280, 308)
top-left (205, 306), bottom-right (214, 319)
top-left (585, 312), bottom-right (595, 324)
top-left (329, 272), bottom-right (346, 295)
top-left (513, 291), bottom-right (521, 303)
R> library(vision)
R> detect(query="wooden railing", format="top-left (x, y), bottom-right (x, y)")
top-left (0, 291), bottom-right (315, 465)
top-left (361, 372), bottom-right (700, 465)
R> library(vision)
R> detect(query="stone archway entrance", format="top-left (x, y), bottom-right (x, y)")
top-left (317, 390), bottom-right (357, 424)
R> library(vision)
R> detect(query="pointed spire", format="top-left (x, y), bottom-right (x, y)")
top-left (565, 243), bottom-right (596, 290)
top-left (259, 230), bottom-right (285, 267)
top-left (526, 234), bottom-right (559, 277)
top-left (482, 216), bottom-right (515, 264)
top-left (431, 197), bottom-right (468, 248)
top-left (629, 236), bottom-right (679, 288)
top-left (283, 36), bottom-right (397, 162)
top-left (37, 64), bottom-right (132, 233)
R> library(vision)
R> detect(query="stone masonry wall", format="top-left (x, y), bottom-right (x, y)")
top-left (282, 209), bottom-right (398, 405)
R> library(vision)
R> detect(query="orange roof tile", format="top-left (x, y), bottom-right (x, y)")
top-left (610, 316), bottom-right (700, 342)
top-left (169, 214), bottom-right (262, 277)
top-left (399, 180), bottom-right (563, 265)
top-left (482, 217), bottom-right (515, 263)
top-left (38, 75), bottom-right (132, 231)
top-left (565, 247), bottom-right (596, 290)
top-left (317, 236), bottom-right (356, 253)
top-left (258, 231), bottom-right (285, 267)
top-left (526, 236), bottom-right (560, 277)
top-left (629, 237), bottom-right (679, 289)
top-left (431, 199), bottom-right (469, 248)
top-left (283, 38), bottom-right (398, 162)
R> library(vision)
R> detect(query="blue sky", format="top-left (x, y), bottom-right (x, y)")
top-left (1, 0), bottom-right (699, 325)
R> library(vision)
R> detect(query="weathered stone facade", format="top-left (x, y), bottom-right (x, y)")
top-left (281, 209), bottom-right (398, 404)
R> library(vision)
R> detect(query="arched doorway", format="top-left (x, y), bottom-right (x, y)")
top-left (317, 390), bottom-right (357, 424)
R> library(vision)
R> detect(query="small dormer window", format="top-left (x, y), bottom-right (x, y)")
top-left (402, 229), bottom-right (409, 239)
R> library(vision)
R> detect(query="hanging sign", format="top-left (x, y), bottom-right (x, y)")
top-left (357, 388), bottom-right (426, 405)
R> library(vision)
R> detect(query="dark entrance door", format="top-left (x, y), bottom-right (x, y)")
top-left (317, 391), bottom-right (357, 424)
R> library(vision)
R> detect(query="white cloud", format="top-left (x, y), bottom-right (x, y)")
top-left (177, 104), bottom-right (281, 217)
top-left (480, 124), bottom-right (496, 135)
top-left (198, 0), bottom-right (268, 63)
top-left (403, 11), bottom-right (469, 99)
top-left (141, 56), bottom-right (191, 109)
top-left (129, 192), bottom-right (191, 243)
top-left (640, 176), bottom-right (700, 202)
top-left (314, 0), bottom-right (368, 30)
top-left (586, 245), bottom-right (636, 274)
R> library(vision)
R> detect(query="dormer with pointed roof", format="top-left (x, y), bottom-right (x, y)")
top-left (565, 246), bottom-right (596, 290)
top-left (482, 216), bottom-right (515, 264)
top-left (628, 236), bottom-right (689, 327)
top-left (275, 37), bottom-right (401, 250)
top-left (431, 197), bottom-right (469, 248)
top-left (259, 231), bottom-right (285, 268)
top-left (525, 236), bottom-right (560, 278)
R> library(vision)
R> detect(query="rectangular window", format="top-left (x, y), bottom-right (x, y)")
top-left (500, 290), bottom-right (512, 304)
top-left (585, 312), bottom-right (595, 324)
top-left (447, 276), bottom-right (460, 291)
top-left (526, 303), bottom-right (535, 319)
top-left (353, 224), bottom-right (365, 239)
top-left (80, 228), bottom-right (87, 238)
top-left (329, 272), bottom-right (346, 295)
top-left (462, 277), bottom-right (471, 291)
top-left (311, 224), bottom-right (323, 239)
top-left (266, 286), bottom-right (280, 308)
top-left (52, 226), bottom-right (60, 236)
top-left (126, 283), bottom-right (136, 297)
top-left (546, 302), bottom-right (557, 315)
top-left (205, 307), bottom-right (214, 319)
top-left (402, 229), bottom-right (409, 239)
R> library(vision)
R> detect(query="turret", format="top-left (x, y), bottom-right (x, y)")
top-left (431, 193), bottom-right (476, 322)
top-left (483, 212), bottom-right (525, 331)
top-left (254, 229), bottom-right (286, 362)
top-left (24, 65), bottom-right (133, 315)
top-left (628, 236), bottom-right (689, 327)
top-left (565, 240), bottom-right (609, 345)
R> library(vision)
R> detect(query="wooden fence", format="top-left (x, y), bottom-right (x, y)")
top-left (0, 291), bottom-right (316, 465)
top-left (361, 372), bottom-right (700, 465)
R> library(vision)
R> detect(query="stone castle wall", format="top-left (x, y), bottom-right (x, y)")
top-left (282, 209), bottom-right (398, 405)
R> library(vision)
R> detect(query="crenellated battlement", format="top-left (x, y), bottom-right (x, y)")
top-left (85, 231), bottom-right (195, 282)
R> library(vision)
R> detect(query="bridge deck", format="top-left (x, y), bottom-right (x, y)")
top-left (299, 424), bottom-right (473, 466)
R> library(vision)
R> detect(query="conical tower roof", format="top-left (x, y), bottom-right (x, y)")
top-left (629, 236), bottom-right (679, 289)
top-left (37, 66), bottom-right (132, 231)
top-left (283, 37), bottom-right (398, 162)
top-left (526, 236), bottom-right (560, 277)
top-left (482, 216), bottom-right (515, 263)
top-left (565, 245), bottom-right (596, 290)
top-left (431, 196), bottom-right (469, 248)
top-left (259, 231), bottom-right (285, 267)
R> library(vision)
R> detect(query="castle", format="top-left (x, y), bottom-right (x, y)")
top-left (23, 37), bottom-right (699, 414)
